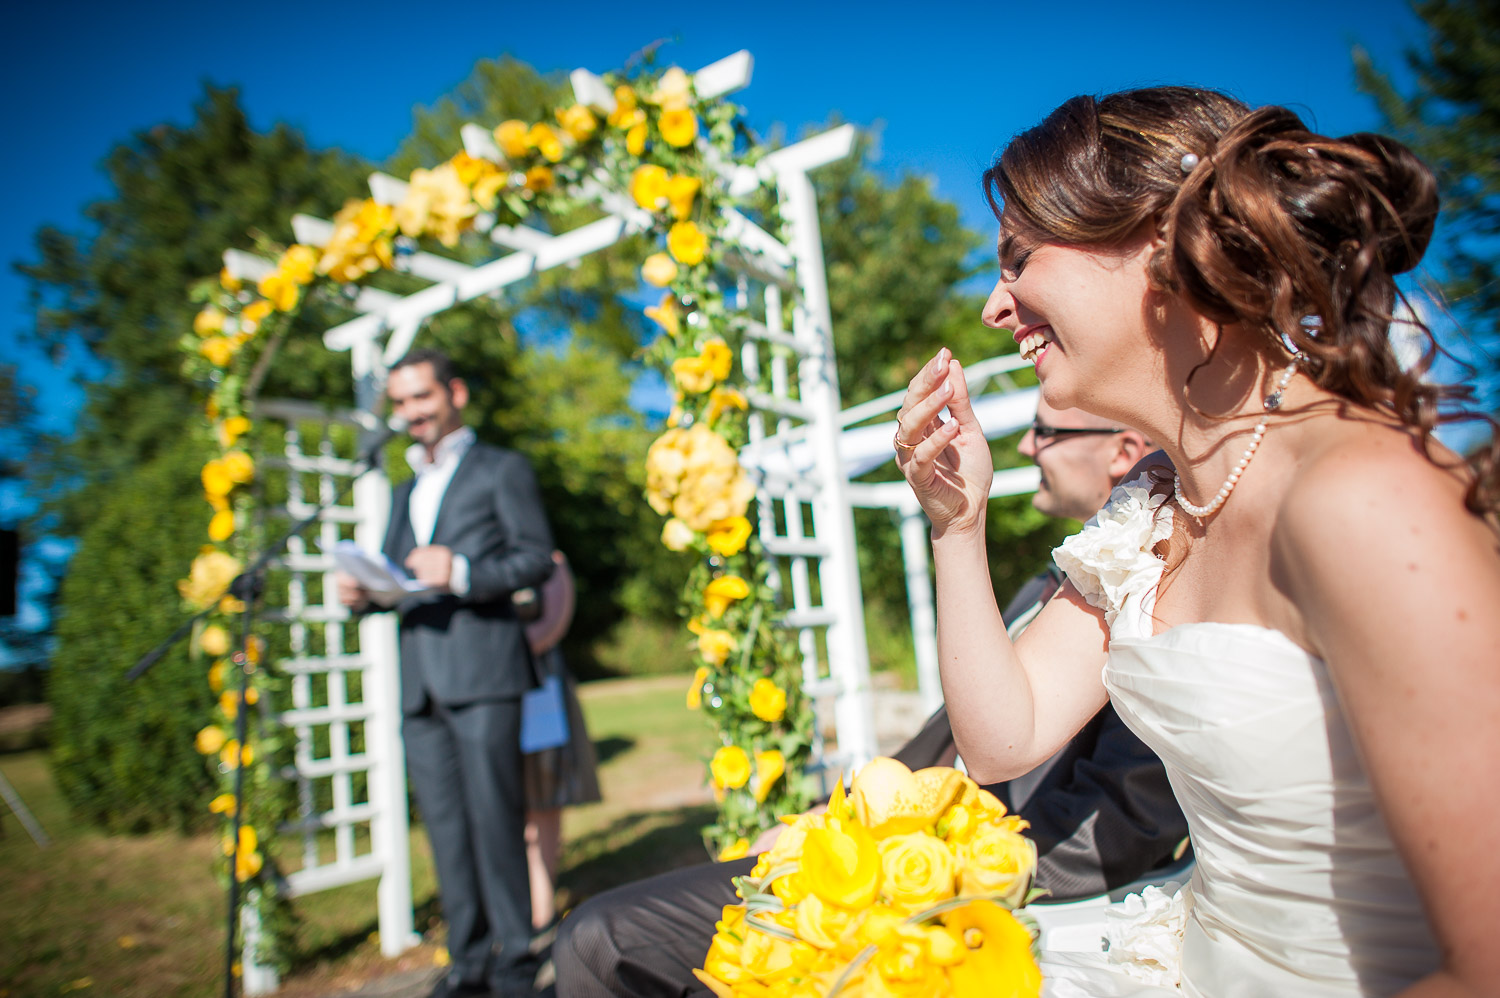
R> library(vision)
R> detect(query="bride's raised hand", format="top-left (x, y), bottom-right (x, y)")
top-left (894, 349), bottom-right (993, 539)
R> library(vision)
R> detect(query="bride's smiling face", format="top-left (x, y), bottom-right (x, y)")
top-left (981, 225), bottom-right (1160, 416)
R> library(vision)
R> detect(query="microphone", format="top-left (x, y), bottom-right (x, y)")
top-left (357, 415), bottom-right (410, 466)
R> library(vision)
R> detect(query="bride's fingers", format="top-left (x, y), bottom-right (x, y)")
top-left (909, 419), bottom-right (960, 470)
top-left (939, 359), bottom-right (982, 433)
top-left (895, 378), bottom-right (954, 443)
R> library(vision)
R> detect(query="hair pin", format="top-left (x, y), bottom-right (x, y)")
top-left (1179, 153), bottom-right (1201, 174)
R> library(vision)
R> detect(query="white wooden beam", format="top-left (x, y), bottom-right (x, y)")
top-left (223, 248), bottom-right (275, 281)
top-left (765, 124), bottom-right (857, 177)
top-left (570, 68), bottom-right (616, 112)
top-left (460, 123), bottom-right (502, 162)
top-left (693, 50), bottom-right (754, 99)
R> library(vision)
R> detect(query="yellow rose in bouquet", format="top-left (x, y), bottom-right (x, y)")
top-left (693, 758), bottom-right (1043, 998)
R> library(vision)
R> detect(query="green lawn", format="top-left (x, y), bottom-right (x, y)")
top-left (0, 674), bottom-right (714, 998)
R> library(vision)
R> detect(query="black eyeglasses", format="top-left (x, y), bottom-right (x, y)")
top-left (1028, 421), bottom-right (1125, 441)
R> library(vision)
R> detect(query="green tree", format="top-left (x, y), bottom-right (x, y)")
top-left (1356, 0), bottom-right (1500, 405)
top-left (21, 88), bottom-right (372, 829)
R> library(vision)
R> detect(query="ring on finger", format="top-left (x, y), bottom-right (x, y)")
top-left (893, 431), bottom-right (918, 453)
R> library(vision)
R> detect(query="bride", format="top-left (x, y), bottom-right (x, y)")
top-left (894, 87), bottom-right (1500, 996)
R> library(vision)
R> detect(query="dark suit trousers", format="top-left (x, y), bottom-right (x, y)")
top-left (554, 858), bottom-right (751, 998)
top-left (404, 697), bottom-right (531, 985)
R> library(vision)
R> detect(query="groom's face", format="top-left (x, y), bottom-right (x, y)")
top-left (1017, 399), bottom-right (1126, 522)
top-left (387, 362), bottom-right (468, 451)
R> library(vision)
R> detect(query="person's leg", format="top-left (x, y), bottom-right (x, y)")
top-left (526, 807), bottom-right (562, 929)
top-left (403, 709), bottom-right (490, 988)
top-left (553, 857), bottom-right (755, 998)
top-left (446, 698), bottom-right (533, 993)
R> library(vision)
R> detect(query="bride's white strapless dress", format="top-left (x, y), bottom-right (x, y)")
top-left (1037, 478), bottom-right (1441, 997)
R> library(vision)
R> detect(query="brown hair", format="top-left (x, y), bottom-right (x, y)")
top-left (982, 87), bottom-right (1499, 518)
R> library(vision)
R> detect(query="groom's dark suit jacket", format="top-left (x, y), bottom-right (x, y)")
top-left (381, 441), bottom-right (556, 713)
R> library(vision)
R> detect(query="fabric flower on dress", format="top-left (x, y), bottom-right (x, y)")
top-left (1052, 474), bottom-right (1172, 634)
top-left (1103, 882), bottom-right (1190, 989)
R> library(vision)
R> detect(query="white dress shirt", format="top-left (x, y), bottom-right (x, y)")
top-left (404, 425), bottom-right (475, 595)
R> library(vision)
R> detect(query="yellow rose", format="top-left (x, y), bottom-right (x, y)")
top-left (878, 832), bottom-right (958, 912)
top-left (801, 819), bottom-right (882, 908)
top-left (626, 121), bottom-right (648, 156)
top-left (207, 509), bottom-right (235, 542)
top-left (527, 123), bottom-right (565, 162)
top-left (220, 450), bottom-right (254, 485)
top-left (242, 299), bottom-right (273, 327)
top-left (667, 220), bottom-right (708, 265)
top-left (661, 516), bottom-right (696, 551)
top-left (705, 388), bottom-right (748, 427)
top-left (710, 745), bottom-right (751, 789)
top-left (717, 837), bottom-right (750, 862)
top-left (198, 336), bottom-right (235, 368)
top-left (556, 104), bottom-right (597, 142)
top-left (217, 416), bottom-right (252, 448)
top-left (696, 628), bottom-right (736, 667)
top-left (607, 85), bottom-right (638, 127)
top-left (706, 516), bottom-right (752, 557)
top-left (700, 338), bottom-right (733, 381)
top-left (704, 575), bottom-right (750, 618)
top-left (651, 67), bottom-right (694, 110)
top-left (740, 916), bottom-right (805, 983)
top-left (279, 244), bottom-right (319, 284)
top-left (201, 458), bottom-right (234, 496)
top-left (317, 198), bottom-right (395, 282)
top-left (195, 725), bottom-right (228, 754)
top-left (641, 252), bottom-right (678, 287)
top-left (219, 689), bottom-right (240, 720)
top-left (938, 803), bottom-right (981, 845)
top-left (942, 900), bottom-right (1042, 998)
top-left (672, 355), bottom-right (715, 395)
top-left (524, 165), bottom-right (555, 193)
top-left (686, 665), bottom-right (709, 709)
top-left (630, 164), bottom-right (670, 211)
top-left (749, 679), bottom-right (787, 723)
top-left (209, 793), bottom-right (236, 815)
top-left (644, 292), bottom-right (680, 337)
top-left (958, 822), bottom-right (1037, 906)
top-left (793, 891), bottom-right (856, 950)
top-left (494, 120), bottom-right (531, 160)
top-left (178, 550), bottom-right (241, 609)
top-left (256, 269), bottom-right (299, 312)
top-left (659, 109), bottom-right (699, 148)
top-left (665, 174), bottom-right (701, 220)
top-left (220, 738), bottom-right (254, 769)
top-left (207, 660), bottom-right (226, 693)
top-left (235, 848), bottom-right (264, 882)
top-left (699, 930), bottom-right (746, 988)
top-left (753, 749), bottom-right (785, 803)
top-left (194, 307), bottom-right (225, 336)
top-left (199, 624), bottom-right (231, 657)
top-left (869, 927), bottom-right (951, 998)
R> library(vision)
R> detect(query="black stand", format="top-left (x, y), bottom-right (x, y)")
top-left (128, 426), bottom-right (394, 998)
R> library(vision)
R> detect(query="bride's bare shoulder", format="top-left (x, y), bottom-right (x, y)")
top-left (1275, 418), bottom-right (1493, 570)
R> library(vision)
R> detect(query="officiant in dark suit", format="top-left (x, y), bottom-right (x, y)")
top-left (338, 348), bottom-right (556, 998)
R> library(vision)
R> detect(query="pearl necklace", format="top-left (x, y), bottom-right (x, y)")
top-left (1174, 351), bottom-right (1301, 521)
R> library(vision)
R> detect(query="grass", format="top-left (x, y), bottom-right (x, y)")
top-left (0, 673), bottom-right (715, 998)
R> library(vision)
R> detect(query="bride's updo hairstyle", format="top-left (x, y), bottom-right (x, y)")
top-left (983, 86), bottom-right (1500, 518)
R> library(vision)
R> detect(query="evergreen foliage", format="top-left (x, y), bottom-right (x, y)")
top-left (1356, 0), bottom-right (1500, 406)
top-left (48, 438), bottom-right (215, 832)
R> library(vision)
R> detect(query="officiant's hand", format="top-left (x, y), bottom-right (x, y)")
top-left (336, 572), bottom-right (371, 613)
top-left (405, 545), bottom-right (454, 589)
top-left (895, 349), bottom-right (993, 539)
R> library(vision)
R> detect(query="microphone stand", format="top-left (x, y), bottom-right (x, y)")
top-left (128, 420), bottom-right (400, 998)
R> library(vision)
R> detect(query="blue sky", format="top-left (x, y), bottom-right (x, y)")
top-left (0, 0), bottom-right (1431, 651)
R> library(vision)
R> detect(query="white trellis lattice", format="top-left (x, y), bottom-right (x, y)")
top-left (227, 51), bottom-right (878, 991)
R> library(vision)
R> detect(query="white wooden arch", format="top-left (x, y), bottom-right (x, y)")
top-left (228, 51), bottom-right (880, 991)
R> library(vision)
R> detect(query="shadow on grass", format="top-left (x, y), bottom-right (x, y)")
top-left (559, 803), bottom-right (717, 904)
top-left (591, 736), bottom-right (633, 766)
top-left (287, 880), bottom-right (442, 974)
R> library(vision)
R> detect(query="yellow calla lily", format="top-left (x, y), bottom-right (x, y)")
top-left (753, 749), bottom-right (785, 803)
top-left (801, 819), bottom-right (882, 908)
top-left (704, 575), bottom-right (751, 618)
top-left (705, 516), bottom-right (752, 557)
top-left (665, 174), bottom-right (701, 220)
top-left (644, 292), bottom-right (681, 337)
top-left (686, 665), bottom-right (709, 709)
top-left (942, 900), bottom-right (1043, 998)
top-left (716, 837), bottom-right (750, 862)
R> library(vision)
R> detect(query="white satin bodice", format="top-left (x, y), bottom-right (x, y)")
top-left (1043, 477), bottom-right (1441, 996)
top-left (1105, 624), bottom-right (1440, 996)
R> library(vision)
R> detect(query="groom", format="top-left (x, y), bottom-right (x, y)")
top-left (552, 397), bottom-right (1186, 998)
top-left (338, 348), bottom-right (556, 998)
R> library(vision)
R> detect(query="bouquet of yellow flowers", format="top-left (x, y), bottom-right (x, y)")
top-left (693, 757), bottom-right (1044, 998)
